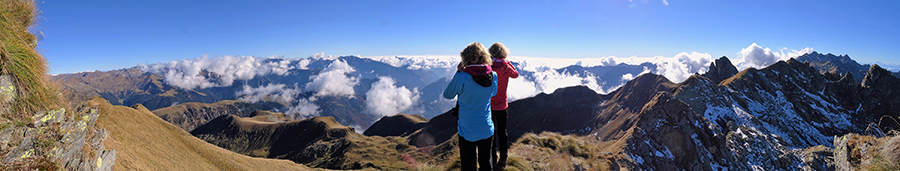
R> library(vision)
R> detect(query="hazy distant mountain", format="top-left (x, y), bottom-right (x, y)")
top-left (795, 51), bottom-right (900, 83)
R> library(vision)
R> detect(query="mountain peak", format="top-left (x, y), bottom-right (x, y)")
top-left (701, 56), bottom-right (739, 84)
top-left (795, 51), bottom-right (870, 83)
top-left (609, 73), bottom-right (678, 112)
top-left (861, 64), bottom-right (900, 89)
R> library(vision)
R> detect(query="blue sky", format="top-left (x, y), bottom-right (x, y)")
top-left (38, 0), bottom-right (900, 74)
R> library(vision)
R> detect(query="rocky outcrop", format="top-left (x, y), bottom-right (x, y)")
top-left (364, 113), bottom-right (427, 137)
top-left (833, 134), bottom-right (900, 170)
top-left (701, 56), bottom-right (739, 84)
top-left (857, 64), bottom-right (900, 131)
top-left (0, 105), bottom-right (115, 171)
top-left (620, 92), bottom-right (726, 170)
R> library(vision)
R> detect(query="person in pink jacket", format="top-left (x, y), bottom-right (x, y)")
top-left (488, 42), bottom-right (518, 169)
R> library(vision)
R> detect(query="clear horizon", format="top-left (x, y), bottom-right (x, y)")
top-left (38, 0), bottom-right (900, 74)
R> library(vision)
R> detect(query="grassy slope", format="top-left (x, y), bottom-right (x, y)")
top-left (89, 97), bottom-right (313, 171)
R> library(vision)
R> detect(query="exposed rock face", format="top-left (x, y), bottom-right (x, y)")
top-left (1, 105), bottom-right (115, 171)
top-left (858, 64), bottom-right (900, 131)
top-left (602, 57), bottom-right (900, 170)
top-left (364, 114), bottom-right (427, 137)
top-left (620, 92), bottom-right (724, 170)
top-left (0, 76), bottom-right (15, 112)
top-left (701, 56), bottom-right (739, 84)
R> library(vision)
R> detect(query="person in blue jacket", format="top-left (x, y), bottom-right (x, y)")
top-left (444, 42), bottom-right (498, 171)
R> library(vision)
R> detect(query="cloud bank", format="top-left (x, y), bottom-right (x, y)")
top-left (236, 83), bottom-right (301, 103)
top-left (365, 76), bottom-right (421, 117)
top-left (139, 55), bottom-right (306, 90)
top-left (356, 43), bottom-right (809, 101)
top-left (236, 83), bottom-right (318, 120)
top-left (285, 98), bottom-right (321, 120)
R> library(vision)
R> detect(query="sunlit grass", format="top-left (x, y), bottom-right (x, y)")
top-left (1, 0), bottom-right (63, 119)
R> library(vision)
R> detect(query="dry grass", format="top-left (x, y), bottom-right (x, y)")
top-left (508, 132), bottom-right (611, 171)
top-left (862, 135), bottom-right (900, 171)
top-left (0, 0), bottom-right (63, 119)
top-left (89, 97), bottom-right (315, 171)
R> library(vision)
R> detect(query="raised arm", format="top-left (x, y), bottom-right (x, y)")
top-left (507, 62), bottom-right (519, 78)
top-left (443, 73), bottom-right (463, 99)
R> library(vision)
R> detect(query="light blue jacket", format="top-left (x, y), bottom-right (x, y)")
top-left (443, 71), bottom-right (497, 141)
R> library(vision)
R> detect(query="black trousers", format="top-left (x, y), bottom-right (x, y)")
top-left (490, 109), bottom-right (509, 166)
top-left (459, 135), bottom-right (493, 171)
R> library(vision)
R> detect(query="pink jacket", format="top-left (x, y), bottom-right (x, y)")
top-left (490, 58), bottom-right (519, 110)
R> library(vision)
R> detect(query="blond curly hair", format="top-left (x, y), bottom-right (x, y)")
top-left (460, 42), bottom-right (492, 66)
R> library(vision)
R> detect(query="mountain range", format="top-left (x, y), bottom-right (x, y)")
top-left (51, 54), bottom-right (677, 130)
top-left (52, 51), bottom-right (900, 170)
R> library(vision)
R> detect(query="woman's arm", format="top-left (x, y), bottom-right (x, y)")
top-left (507, 62), bottom-right (519, 78)
top-left (443, 73), bottom-right (463, 99)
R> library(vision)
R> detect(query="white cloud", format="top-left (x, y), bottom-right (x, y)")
top-left (529, 69), bottom-right (605, 95)
top-left (139, 55), bottom-right (298, 90)
top-left (506, 76), bottom-right (539, 102)
top-left (735, 43), bottom-right (814, 70)
top-left (365, 76), bottom-right (421, 116)
top-left (285, 98), bottom-right (320, 120)
top-left (236, 83), bottom-right (301, 103)
top-left (622, 73), bottom-right (635, 81)
top-left (656, 52), bottom-right (713, 83)
top-left (662, 0), bottom-right (668, 6)
top-left (305, 59), bottom-right (359, 97)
